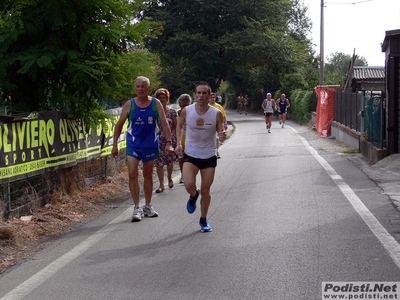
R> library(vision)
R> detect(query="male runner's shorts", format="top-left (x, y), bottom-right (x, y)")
top-left (127, 145), bottom-right (159, 163)
top-left (277, 109), bottom-right (287, 115)
top-left (183, 153), bottom-right (217, 169)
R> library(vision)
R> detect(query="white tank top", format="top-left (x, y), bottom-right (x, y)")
top-left (185, 104), bottom-right (219, 159)
top-left (264, 99), bottom-right (274, 113)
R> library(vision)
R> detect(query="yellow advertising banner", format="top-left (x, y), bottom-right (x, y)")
top-left (0, 108), bottom-right (126, 184)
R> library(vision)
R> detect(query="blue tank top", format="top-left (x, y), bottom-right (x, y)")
top-left (278, 98), bottom-right (288, 111)
top-left (126, 97), bottom-right (159, 148)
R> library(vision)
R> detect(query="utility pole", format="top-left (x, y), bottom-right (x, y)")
top-left (319, 0), bottom-right (324, 85)
top-left (318, 0), bottom-right (370, 86)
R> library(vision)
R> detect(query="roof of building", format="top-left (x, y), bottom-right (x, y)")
top-left (382, 29), bottom-right (400, 51)
top-left (353, 66), bottom-right (385, 80)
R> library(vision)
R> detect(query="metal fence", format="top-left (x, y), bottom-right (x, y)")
top-left (1, 151), bottom-right (127, 220)
top-left (334, 90), bottom-right (363, 132)
top-left (363, 91), bottom-right (384, 149)
top-left (333, 89), bottom-right (384, 149)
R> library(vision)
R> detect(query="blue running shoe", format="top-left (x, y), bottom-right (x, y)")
top-left (199, 218), bottom-right (212, 232)
top-left (186, 188), bottom-right (199, 214)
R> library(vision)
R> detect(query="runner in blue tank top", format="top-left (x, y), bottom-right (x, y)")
top-left (275, 93), bottom-right (291, 128)
top-left (112, 76), bottom-right (174, 222)
top-left (127, 96), bottom-right (159, 150)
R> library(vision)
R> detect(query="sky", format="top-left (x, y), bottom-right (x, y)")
top-left (303, 0), bottom-right (400, 66)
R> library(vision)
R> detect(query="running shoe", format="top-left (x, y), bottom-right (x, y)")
top-left (186, 188), bottom-right (199, 214)
top-left (279, 120), bottom-right (282, 125)
top-left (199, 218), bottom-right (212, 232)
top-left (132, 206), bottom-right (143, 222)
top-left (143, 204), bottom-right (158, 218)
top-left (268, 129), bottom-right (271, 133)
top-left (282, 124), bottom-right (284, 128)
top-left (179, 176), bottom-right (184, 184)
top-left (216, 151), bottom-right (221, 159)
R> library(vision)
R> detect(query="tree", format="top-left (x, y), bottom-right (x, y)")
top-left (324, 51), bottom-right (368, 85)
top-left (141, 0), bottom-right (315, 100)
top-left (279, 0), bottom-right (319, 93)
top-left (0, 0), bottom-right (161, 127)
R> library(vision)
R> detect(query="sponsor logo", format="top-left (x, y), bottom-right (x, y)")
top-left (196, 118), bottom-right (205, 126)
top-left (322, 282), bottom-right (399, 299)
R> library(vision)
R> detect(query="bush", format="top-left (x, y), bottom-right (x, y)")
top-left (288, 89), bottom-right (315, 124)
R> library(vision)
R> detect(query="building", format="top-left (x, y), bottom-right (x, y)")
top-left (382, 29), bottom-right (400, 155)
top-left (350, 66), bottom-right (385, 93)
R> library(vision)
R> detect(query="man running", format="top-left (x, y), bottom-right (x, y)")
top-left (276, 93), bottom-right (290, 128)
top-left (175, 82), bottom-right (226, 232)
top-left (261, 93), bottom-right (275, 133)
top-left (112, 76), bottom-right (174, 222)
top-left (236, 93), bottom-right (244, 114)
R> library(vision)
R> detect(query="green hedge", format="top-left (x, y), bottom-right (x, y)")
top-left (287, 89), bottom-right (315, 125)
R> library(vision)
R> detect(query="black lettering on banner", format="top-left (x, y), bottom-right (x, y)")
top-left (0, 110), bottom-right (126, 183)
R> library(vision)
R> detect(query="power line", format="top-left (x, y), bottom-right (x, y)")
top-left (319, 0), bottom-right (373, 84)
top-left (325, 0), bottom-right (372, 4)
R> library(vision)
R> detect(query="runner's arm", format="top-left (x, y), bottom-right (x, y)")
top-left (112, 100), bottom-right (130, 158)
top-left (175, 107), bottom-right (186, 157)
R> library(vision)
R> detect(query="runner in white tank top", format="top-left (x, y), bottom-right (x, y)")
top-left (184, 103), bottom-right (219, 159)
top-left (261, 93), bottom-right (275, 133)
top-left (175, 81), bottom-right (226, 232)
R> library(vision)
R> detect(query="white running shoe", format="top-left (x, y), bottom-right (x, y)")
top-left (143, 204), bottom-right (159, 218)
top-left (282, 124), bottom-right (285, 128)
top-left (132, 206), bottom-right (143, 222)
top-left (268, 129), bottom-right (271, 133)
top-left (279, 120), bottom-right (282, 125)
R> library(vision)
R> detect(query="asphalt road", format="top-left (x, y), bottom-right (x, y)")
top-left (1, 111), bottom-right (400, 300)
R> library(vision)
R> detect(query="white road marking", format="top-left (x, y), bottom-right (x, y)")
top-left (292, 127), bottom-right (400, 269)
top-left (3, 125), bottom-right (400, 300)
top-left (1, 209), bottom-right (132, 300)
